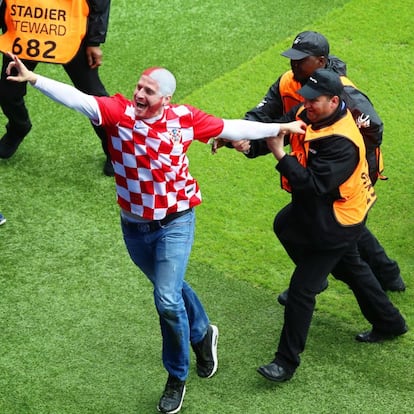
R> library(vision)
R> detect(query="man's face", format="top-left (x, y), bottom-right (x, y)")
top-left (290, 55), bottom-right (326, 84)
top-left (133, 75), bottom-right (169, 119)
top-left (303, 95), bottom-right (338, 123)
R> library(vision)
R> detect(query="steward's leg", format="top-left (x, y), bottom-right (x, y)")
top-left (333, 245), bottom-right (407, 336)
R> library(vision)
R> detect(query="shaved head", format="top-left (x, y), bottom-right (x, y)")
top-left (142, 67), bottom-right (176, 97)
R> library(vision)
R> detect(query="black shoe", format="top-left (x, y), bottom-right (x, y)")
top-left (191, 324), bottom-right (218, 378)
top-left (277, 289), bottom-right (290, 306)
top-left (0, 133), bottom-right (25, 159)
top-left (277, 279), bottom-right (329, 306)
top-left (257, 362), bottom-right (293, 382)
top-left (356, 325), bottom-right (408, 343)
top-left (103, 157), bottom-right (114, 176)
top-left (382, 275), bottom-right (406, 292)
top-left (157, 376), bottom-right (186, 414)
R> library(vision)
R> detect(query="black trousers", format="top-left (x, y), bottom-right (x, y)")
top-left (0, 42), bottom-right (109, 157)
top-left (273, 204), bottom-right (406, 373)
top-left (357, 225), bottom-right (400, 288)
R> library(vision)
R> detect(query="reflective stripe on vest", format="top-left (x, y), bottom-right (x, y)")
top-left (0, 0), bottom-right (89, 63)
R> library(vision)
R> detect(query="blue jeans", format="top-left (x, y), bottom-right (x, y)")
top-left (121, 209), bottom-right (210, 381)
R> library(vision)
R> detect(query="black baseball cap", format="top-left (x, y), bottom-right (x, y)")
top-left (281, 31), bottom-right (330, 60)
top-left (297, 69), bottom-right (343, 99)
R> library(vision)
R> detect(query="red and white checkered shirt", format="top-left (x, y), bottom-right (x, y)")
top-left (95, 94), bottom-right (224, 220)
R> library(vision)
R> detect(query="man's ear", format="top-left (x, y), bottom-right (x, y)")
top-left (331, 95), bottom-right (340, 106)
top-left (318, 55), bottom-right (327, 68)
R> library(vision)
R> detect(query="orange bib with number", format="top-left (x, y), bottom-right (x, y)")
top-left (0, 0), bottom-right (89, 63)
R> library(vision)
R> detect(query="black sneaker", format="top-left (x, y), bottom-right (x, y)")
top-left (191, 324), bottom-right (218, 378)
top-left (0, 123), bottom-right (31, 159)
top-left (383, 275), bottom-right (406, 292)
top-left (157, 376), bottom-right (186, 414)
top-left (103, 157), bottom-right (114, 176)
top-left (0, 133), bottom-right (25, 159)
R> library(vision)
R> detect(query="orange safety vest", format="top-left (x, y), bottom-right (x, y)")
top-left (0, 0), bottom-right (89, 63)
top-left (279, 70), bottom-right (385, 184)
top-left (279, 70), bottom-right (357, 114)
top-left (287, 106), bottom-right (376, 226)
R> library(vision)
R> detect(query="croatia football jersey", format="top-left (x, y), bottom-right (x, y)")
top-left (95, 94), bottom-right (224, 220)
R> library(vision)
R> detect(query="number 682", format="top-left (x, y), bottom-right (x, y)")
top-left (12, 37), bottom-right (57, 60)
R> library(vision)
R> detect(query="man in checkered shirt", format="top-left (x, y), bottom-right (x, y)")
top-left (6, 53), bottom-right (305, 414)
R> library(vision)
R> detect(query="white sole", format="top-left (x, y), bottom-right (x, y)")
top-left (157, 385), bottom-right (186, 414)
top-left (206, 324), bottom-right (219, 378)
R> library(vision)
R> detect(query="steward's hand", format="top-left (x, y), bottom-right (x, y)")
top-left (266, 132), bottom-right (287, 161)
top-left (280, 120), bottom-right (306, 135)
top-left (86, 46), bottom-right (103, 69)
top-left (211, 138), bottom-right (227, 154)
top-left (232, 139), bottom-right (251, 153)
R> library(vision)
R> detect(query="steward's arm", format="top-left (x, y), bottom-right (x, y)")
top-left (86, 0), bottom-right (111, 46)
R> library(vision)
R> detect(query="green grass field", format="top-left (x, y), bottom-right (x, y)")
top-left (1, 0), bottom-right (413, 413)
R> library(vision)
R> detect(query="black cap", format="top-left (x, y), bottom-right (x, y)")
top-left (297, 69), bottom-right (343, 99)
top-left (281, 31), bottom-right (330, 60)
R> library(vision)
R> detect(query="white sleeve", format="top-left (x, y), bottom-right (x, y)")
top-left (218, 119), bottom-right (280, 141)
top-left (32, 75), bottom-right (101, 122)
